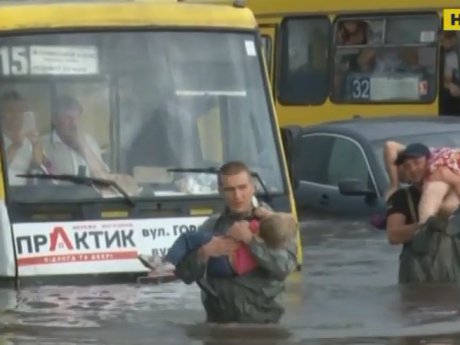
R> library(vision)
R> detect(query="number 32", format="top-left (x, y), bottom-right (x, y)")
top-left (352, 78), bottom-right (370, 99)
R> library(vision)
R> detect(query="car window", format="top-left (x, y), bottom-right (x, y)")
top-left (326, 136), bottom-right (371, 187)
top-left (293, 134), bottom-right (334, 184)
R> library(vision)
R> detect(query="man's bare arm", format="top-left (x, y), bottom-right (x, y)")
top-left (383, 141), bottom-right (406, 199)
top-left (387, 213), bottom-right (417, 245)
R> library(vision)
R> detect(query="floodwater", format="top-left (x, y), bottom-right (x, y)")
top-left (2, 219), bottom-right (460, 345)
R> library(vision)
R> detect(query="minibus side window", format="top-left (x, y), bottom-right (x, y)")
top-left (331, 14), bottom-right (438, 104)
top-left (278, 17), bottom-right (330, 105)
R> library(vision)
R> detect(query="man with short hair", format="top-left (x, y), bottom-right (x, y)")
top-left (174, 161), bottom-right (298, 324)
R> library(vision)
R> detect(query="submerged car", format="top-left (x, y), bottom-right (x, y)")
top-left (281, 116), bottom-right (460, 219)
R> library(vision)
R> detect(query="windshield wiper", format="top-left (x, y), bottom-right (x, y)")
top-left (16, 173), bottom-right (135, 207)
top-left (167, 167), bottom-right (272, 202)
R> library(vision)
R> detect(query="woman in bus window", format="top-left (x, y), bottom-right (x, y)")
top-left (338, 20), bottom-right (370, 46)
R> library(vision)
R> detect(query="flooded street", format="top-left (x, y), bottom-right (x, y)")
top-left (2, 219), bottom-right (460, 345)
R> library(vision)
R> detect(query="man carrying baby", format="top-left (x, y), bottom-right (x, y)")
top-left (383, 142), bottom-right (460, 282)
top-left (151, 211), bottom-right (297, 278)
top-left (384, 141), bottom-right (460, 226)
top-left (150, 161), bottom-right (298, 324)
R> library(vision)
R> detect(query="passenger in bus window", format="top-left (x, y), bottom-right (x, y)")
top-left (0, 91), bottom-right (45, 185)
top-left (334, 20), bottom-right (375, 97)
top-left (336, 20), bottom-right (372, 70)
top-left (41, 95), bottom-right (109, 178)
top-left (355, 48), bottom-right (376, 72)
top-left (358, 48), bottom-right (408, 74)
top-left (440, 31), bottom-right (460, 115)
top-left (337, 20), bottom-right (371, 46)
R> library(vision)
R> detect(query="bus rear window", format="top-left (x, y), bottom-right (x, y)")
top-left (278, 17), bottom-right (330, 105)
top-left (332, 14), bottom-right (438, 104)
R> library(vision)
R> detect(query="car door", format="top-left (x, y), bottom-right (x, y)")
top-left (293, 133), bottom-right (381, 217)
top-left (292, 133), bottom-right (335, 215)
top-left (322, 135), bottom-right (381, 217)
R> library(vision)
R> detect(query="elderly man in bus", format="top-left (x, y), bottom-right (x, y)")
top-left (0, 90), bottom-right (45, 185)
top-left (40, 95), bottom-right (141, 195)
top-left (40, 95), bottom-right (109, 178)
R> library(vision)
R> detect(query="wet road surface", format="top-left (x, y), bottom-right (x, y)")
top-left (2, 219), bottom-right (460, 345)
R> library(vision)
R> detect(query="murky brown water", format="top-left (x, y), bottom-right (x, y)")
top-left (2, 219), bottom-right (460, 345)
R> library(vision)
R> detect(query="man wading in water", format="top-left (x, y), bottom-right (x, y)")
top-left (165, 161), bottom-right (298, 323)
top-left (384, 141), bottom-right (460, 282)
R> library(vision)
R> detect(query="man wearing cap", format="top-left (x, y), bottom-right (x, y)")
top-left (384, 141), bottom-right (460, 227)
top-left (384, 140), bottom-right (460, 282)
top-left (384, 143), bottom-right (422, 245)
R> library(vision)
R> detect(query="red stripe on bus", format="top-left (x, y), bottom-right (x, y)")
top-left (17, 251), bottom-right (139, 266)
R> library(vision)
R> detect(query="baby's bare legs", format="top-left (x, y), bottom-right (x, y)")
top-left (439, 189), bottom-right (460, 219)
top-left (418, 180), bottom-right (451, 224)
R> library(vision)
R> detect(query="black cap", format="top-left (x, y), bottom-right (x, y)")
top-left (394, 143), bottom-right (430, 165)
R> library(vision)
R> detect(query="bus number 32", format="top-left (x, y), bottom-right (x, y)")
top-left (0, 46), bottom-right (28, 76)
top-left (352, 78), bottom-right (370, 100)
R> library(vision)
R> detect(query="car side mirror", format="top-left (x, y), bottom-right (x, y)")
top-left (338, 178), bottom-right (376, 197)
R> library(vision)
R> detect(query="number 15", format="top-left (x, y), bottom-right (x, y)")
top-left (0, 46), bottom-right (28, 76)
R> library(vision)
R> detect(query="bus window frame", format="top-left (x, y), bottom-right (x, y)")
top-left (260, 33), bottom-right (273, 76)
top-left (277, 15), bottom-right (332, 106)
top-left (254, 28), bottom-right (291, 196)
top-left (330, 12), bottom-right (440, 106)
top-left (0, 27), bottom-right (291, 204)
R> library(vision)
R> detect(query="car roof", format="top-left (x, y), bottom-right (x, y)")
top-left (297, 115), bottom-right (460, 142)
